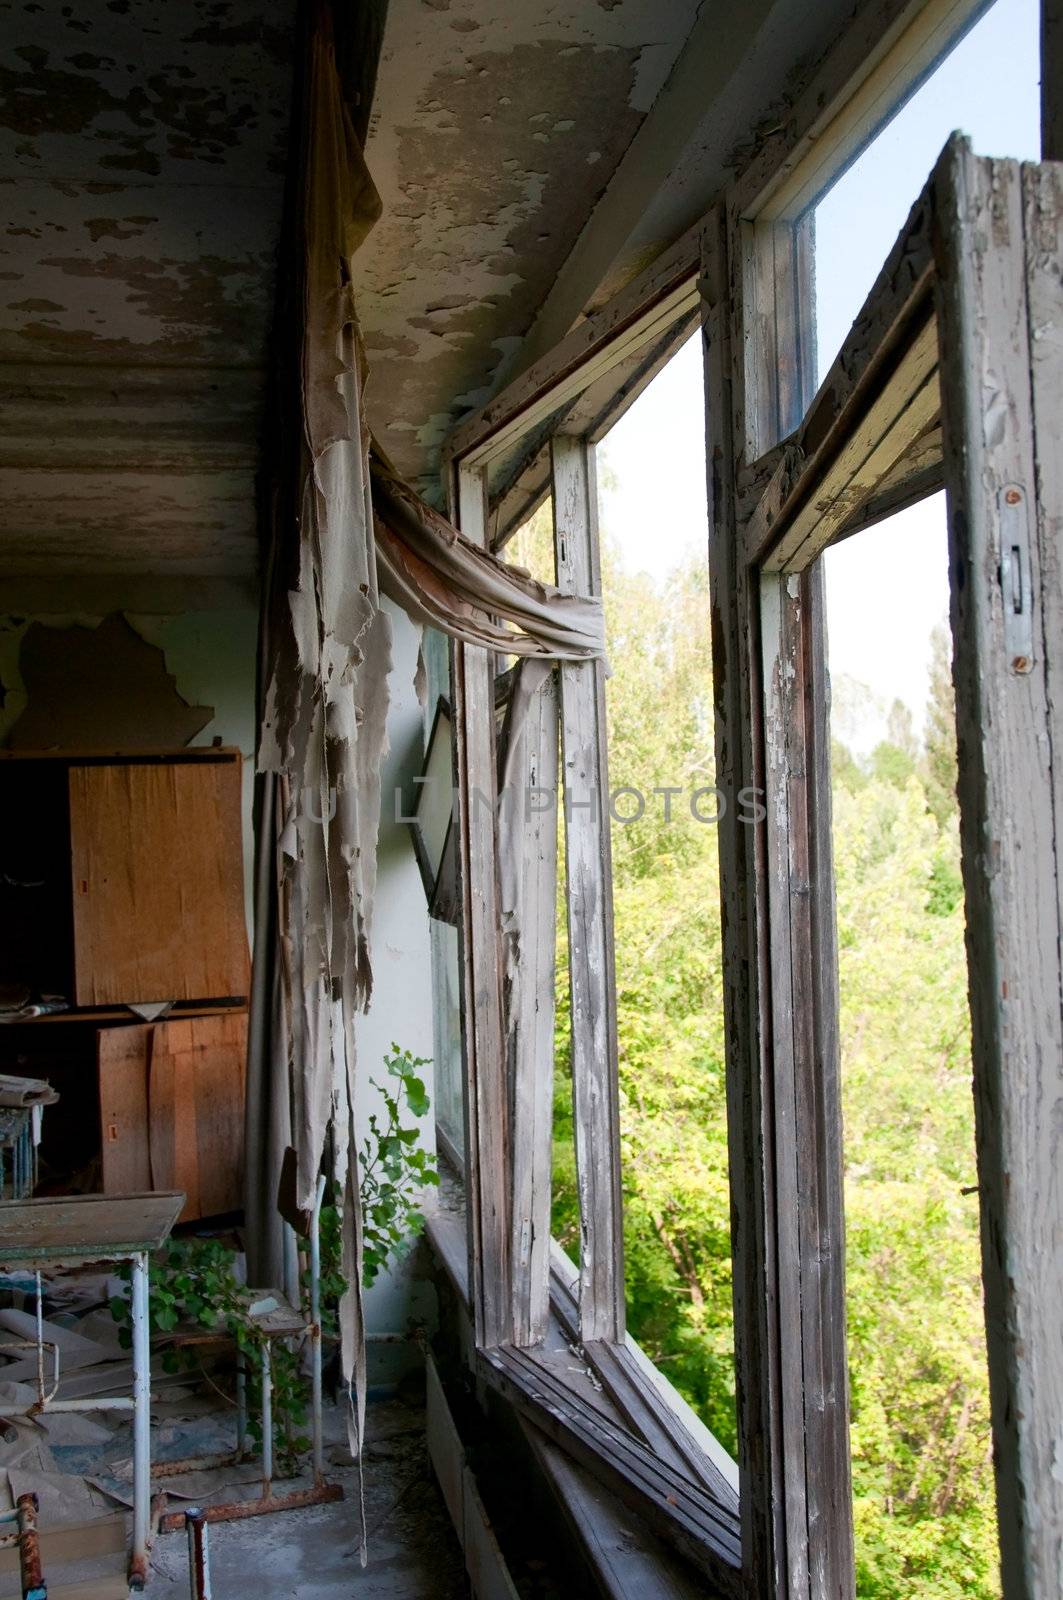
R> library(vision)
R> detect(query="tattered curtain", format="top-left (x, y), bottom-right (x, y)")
top-left (244, 1), bottom-right (604, 1558)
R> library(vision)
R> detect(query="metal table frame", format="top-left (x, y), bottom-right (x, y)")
top-left (0, 1193), bottom-right (184, 1590)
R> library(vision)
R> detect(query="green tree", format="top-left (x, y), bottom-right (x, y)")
top-left (534, 505), bottom-right (994, 1596)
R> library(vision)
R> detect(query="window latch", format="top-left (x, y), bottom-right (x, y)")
top-left (999, 483), bottom-right (1033, 674)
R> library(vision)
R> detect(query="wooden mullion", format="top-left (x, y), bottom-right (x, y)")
top-left (934, 140), bottom-right (1063, 1600)
top-left (506, 666), bottom-right (560, 1345)
top-left (447, 241), bottom-right (699, 469)
top-left (754, 319), bottom-right (940, 570)
top-left (452, 461), bottom-right (512, 1349)
top-left (548, 1245), bottom-right (736, 1503)
top-left (707, 186), bottom-right (855, 1596)
top-left (550, 433), bottom-right (625, 1344)
top-left (703, 204), bottom-right (784, 1594)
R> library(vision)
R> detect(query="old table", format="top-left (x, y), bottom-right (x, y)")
top-left (0, 1192), bottom-right (184, 1588)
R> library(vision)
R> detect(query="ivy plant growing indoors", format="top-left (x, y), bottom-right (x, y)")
top-left (112, 1044), bottom-right (438, 1472)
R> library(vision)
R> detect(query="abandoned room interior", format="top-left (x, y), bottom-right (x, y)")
top-left (0, 0), bottom-right (1059, 1595)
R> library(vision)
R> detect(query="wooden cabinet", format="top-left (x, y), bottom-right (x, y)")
top-left (98, 1014), bottom-right (246, 1222)
top-left (69, 758), bottom-right (248, 1005)
top-left (0, 748), bottom-right (250, 1218)
top-left (0, 748), bottom-right (249, 1012)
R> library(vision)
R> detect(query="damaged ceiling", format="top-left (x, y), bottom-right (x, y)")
top-left (355, 0), bottom-right (872, 494)
top-left (0, 0), bottom-right (870, 587)
top-left (0, 0), bottom-right (295, 594)
top-left (357, 0), bottom-right (702, 492)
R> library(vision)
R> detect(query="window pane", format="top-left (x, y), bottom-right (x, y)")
top-left (814, 0), bottom-right (1040, 382)
top-left (591, 334), bottom-right (736, 1450)
top-left (421, 624), bottom-right (465, 1163)
top-left (824, 505), bottom-right (999, 1597)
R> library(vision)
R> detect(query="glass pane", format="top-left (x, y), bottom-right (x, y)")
top-left (588, 333), bottom-right (736, 1450)
top-left (824, 503), bottom-right (999, 1597)
top-left (814, 0), bottom-right (1040, 382)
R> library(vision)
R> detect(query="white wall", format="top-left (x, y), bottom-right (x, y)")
top-left (354, 598), bottom-right (438, 1343)
top-left (0, 607), bottom-right (259, 935)
top-left (0, 596), bottom-right (437, 1345)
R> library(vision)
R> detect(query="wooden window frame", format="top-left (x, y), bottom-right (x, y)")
top-left (434, 6), bottom-right (1032, 1593)
top-left (711, 132), bottom-right (1062, 1600)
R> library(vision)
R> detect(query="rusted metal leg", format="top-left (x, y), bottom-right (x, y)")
top-left (16, 1492), bottom-right (45, 1600)
top-left (185, 1509), bottom-right (211, 1600)
top-left (158, 1482), bottom-right (343, 1534)
top-left (310, 1175), bottom-right (325, 1484)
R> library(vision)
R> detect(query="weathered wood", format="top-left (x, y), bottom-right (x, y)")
top-left (755, 315), bottom-right (940, 571)
top-left (452, 462), bottom-right (512, 1350)
top-left (739, 181), bottom-right (936, 570)
top-left (427, 1210), bottom-right (738, 1591)
top-left (0, 1193), bottom-right (183, 1264)
top-left (504, 666), bottom-right (559, 1346)
top-left (702, 206), bottom-right (780, 1594)
top-left (462, 1466), bottom-right (522, 1600)
top-left (0, 1515), bottom-right (125, 1576)
top-left (833, 420), bottom-right (943, 539)
top-left (425, 1352), bottom-right (464, 1533)
top-left (550, 434), bottom-right (625, 1346)
top-left (704, 189), bottom-right (855, 1598)
top-left (447, 234), bottom-right (699, 470)
top-left (934, 140), bottom-right (1063, 1600)
top-left (488, 310), bottom-right (699, 554)
top-left (148, 1014), bottom-right (247, 1223)
top-left (740, 0), bottom-right (986, 221)
top-left (482, 1343), bottom-right (742, 1593)
top-left (488, 436), bottom-right (553, 551)
top-left (97, 1025), bottom-right (153, 1195)
top-left (519, 1416), bottom-right (712, 1600)
top-left (548, 1243), bottom-right (736, 1503)
top-left (68, 753), bottom-right (249, 1007)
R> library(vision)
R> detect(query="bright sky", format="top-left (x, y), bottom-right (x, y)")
top-left (597, 0), bottom-right (1041, 752)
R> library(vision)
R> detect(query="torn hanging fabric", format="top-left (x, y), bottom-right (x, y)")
top-left (249, 0), bottom-right (607, 1565)
top-left (256, 11), bottom-right (387, 1565)
top-left (370, 452), bottom-right (605, 660)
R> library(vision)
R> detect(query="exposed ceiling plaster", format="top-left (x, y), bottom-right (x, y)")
top-left (0, 0), bottom-right (295, 590)
top-left (0, 0), bottom-right (888, 585)
top-left (357, 0), bottom-right (702, 492)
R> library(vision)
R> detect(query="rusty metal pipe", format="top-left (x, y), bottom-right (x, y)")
top-left (158, 1483), bottom-right (342, 1534)
top-left (151, 1449), bottom-right (245, 1479)
top-left (16, 1492), bottom-right (45, 1600)
top-left (185, 1509), bottom-right (211, 1600)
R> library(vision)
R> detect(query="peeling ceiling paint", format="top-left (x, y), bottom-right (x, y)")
top-left (358, 0), bottom-right (702, 493)
top-left (0, 0), bottom-right (843, 583)
top-left (0, 0), bottom-right (296, 583)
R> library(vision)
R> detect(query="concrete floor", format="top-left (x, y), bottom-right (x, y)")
top-left (147, 1389), bottom-right (467, 1600)
top-left (6, 1383), bottom-right (467, 1599)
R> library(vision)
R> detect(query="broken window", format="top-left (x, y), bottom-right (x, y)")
top-left (435, 9), bottom-right (1061, 1593)
top-left (710, 128), bottom-right (1062, 1597)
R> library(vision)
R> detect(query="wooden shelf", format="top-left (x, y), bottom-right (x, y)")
top-left (9, 1001), bottom-right (248, 1026)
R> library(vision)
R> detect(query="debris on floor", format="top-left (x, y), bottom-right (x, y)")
top-left (0, 1262), bottom-right (465, 1597)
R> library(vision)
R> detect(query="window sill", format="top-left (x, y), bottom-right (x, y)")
top-left (425, 1209), bottom-right (741, 1598)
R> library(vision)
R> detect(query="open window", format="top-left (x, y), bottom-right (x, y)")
top-left (709, 134), bottom-right (1062, 1596)
top-left (431, 6), bottom-right (1060, 1587)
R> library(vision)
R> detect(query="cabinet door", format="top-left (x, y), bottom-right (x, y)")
top-left (97, 1014), bottom-right (245, 1219)
top-left (148, 1014), bottom-right (246, 1222)
top-left (98, 1024), bottom-right (152, 1193)
top-left (69, 758), bottom-right (248, 1006)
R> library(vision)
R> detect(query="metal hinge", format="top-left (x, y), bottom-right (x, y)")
top-left (999, 483), bottom-right (1034, 674)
